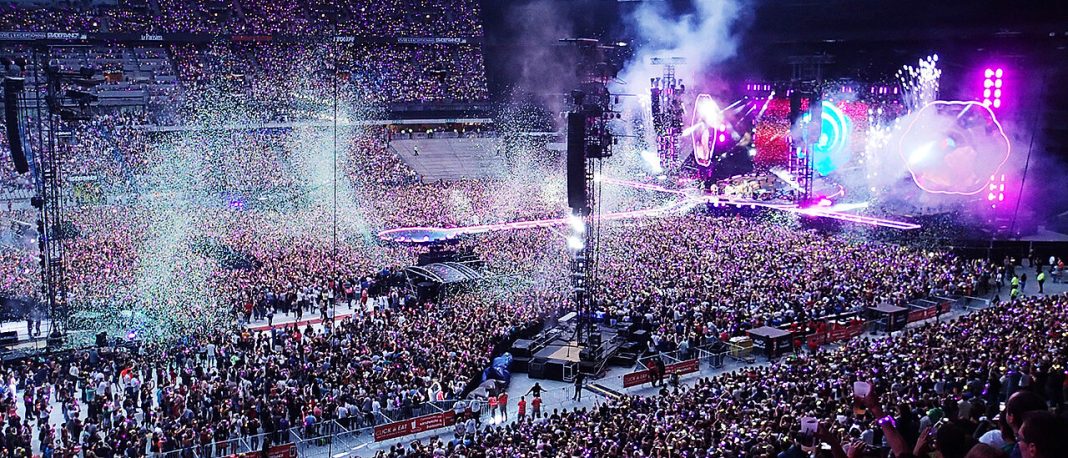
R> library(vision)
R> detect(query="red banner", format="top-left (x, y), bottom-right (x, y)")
top-left (232, 443), bottom-right (296, 458)
top-left (373, 410), bottom-right (457, 442)
top-left (622, 359), bottom-right (700, 388)
top-left (829, 322), bottom-right (865, 342)
top-left (805, 322), bottom-right (864, 348)
top-left (909, 301), bottom-right (951, 322)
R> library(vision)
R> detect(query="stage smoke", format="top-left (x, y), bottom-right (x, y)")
top-left (615, 0), bottom-right (751, 160)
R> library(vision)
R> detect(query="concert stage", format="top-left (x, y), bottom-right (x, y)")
top-left (377, 175), bottom-right (921, 243)
top-left (507, 312), bottom-right (638, 382)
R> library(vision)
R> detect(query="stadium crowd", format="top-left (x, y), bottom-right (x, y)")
top-left (0, 64), bottom-right (1049, 458)
top-left (0, 0), bottom-right (483, 38)
top-left (593, 216), bottom-right (991, 355)
top-left (1, 4), bottom-right (1065, 458)
top-left (377, 294), bottom-right (1068, 458)
top-left (0, 185), bottom-right (1033, 458)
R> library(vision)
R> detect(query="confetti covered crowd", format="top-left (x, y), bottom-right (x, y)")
top-left (0, 0), bottom-right (483, 38)
top-left (0, 1), bottom-right (1066, 458)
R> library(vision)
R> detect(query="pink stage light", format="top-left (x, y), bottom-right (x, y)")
top-left (981, 67), bottom-right (1005, 109)
top-left (690, 94), bottom-right (722, 167)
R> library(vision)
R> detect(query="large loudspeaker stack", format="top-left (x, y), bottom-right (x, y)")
top-left (789, 89), bottom-right (802, 124)
top-left (3, 77), bottom-right (28, 174)
top-left (566, 111), bottom-right (587, 210)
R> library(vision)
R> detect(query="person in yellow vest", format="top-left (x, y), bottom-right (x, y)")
top-left (1011, 275), bottom-right (1020, 290)
top-left (1037, 271), bottom-right (1045, 294)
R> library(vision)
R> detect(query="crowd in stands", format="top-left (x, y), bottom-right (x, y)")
top-left (0, 135), bottom-right (33, 194)
top-left (0, 3), bottom-right (97, 33)
top-left (1, 0), bottom-right (490, 113)
top-left (166, 41), bottom-right (489, 106)
top-left (344, 43), bottom-right (489, 103)
top-left (0, 0), bottom-right (483, 37)
top-left (4, 5), bottom-right (1066, 457)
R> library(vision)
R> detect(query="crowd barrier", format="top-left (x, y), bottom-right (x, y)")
top-left (803, 320), bottom-right (865, 348)
top-left (149, 400), bottom-right (493, 458)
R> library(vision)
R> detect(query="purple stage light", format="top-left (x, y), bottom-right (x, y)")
top-left (980, 67), bottom-right (1005, 109)
top-left (690, 94), bottom-right (722, 167)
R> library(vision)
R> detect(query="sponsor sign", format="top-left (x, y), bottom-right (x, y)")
top-left (396, 37), bottom-right (468, 44)
top-left (46, 32), bottom-right (87, 40)
top-left (806, 322), bottom-right (865, 348)
top-left (622, 358), bottom-right (700, 388)
top-left (373, 410), bottom-right (457, 442)
top-left (0, 32), bottom-right (47, 41)
top-left (908, 300), bottom-right (950, 323)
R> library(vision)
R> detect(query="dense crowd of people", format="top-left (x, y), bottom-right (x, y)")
top-left (377, 294), bottom-right (1068, 457)
top-left (0, 182), bottom-right (1030, 458)
top-left (1, 4), bottom-right (1065, 458)
top-left (0, 68), bottom-right (1058, 458)
top-left (3, 129), bottom-right (1066, 458)
top-left (592, 215), bottom-right (990, 354)
top-left (0, 0), bottom-right (483, 38)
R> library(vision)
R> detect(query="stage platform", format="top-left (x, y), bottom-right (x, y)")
top-left (510, 318), bottom-right (629, 382)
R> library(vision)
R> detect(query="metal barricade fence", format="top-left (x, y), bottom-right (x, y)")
top-left (961, 295), bottom-right (993, 311)
top-left (694, 347), bottom-right (729, 369)
top-left (151, 420), bottom-right (379, 458)
top-left (158, 448), bottom-right (199, 458)
top-left (722, 340), bottom-right (754, 363)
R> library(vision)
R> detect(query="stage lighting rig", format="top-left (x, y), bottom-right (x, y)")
top-left (650, 57), bottom-right (687, 167)
top-left (561, 38), bottom-right (625, 351)
top-left (17, 47), bottom-right (105, 343)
